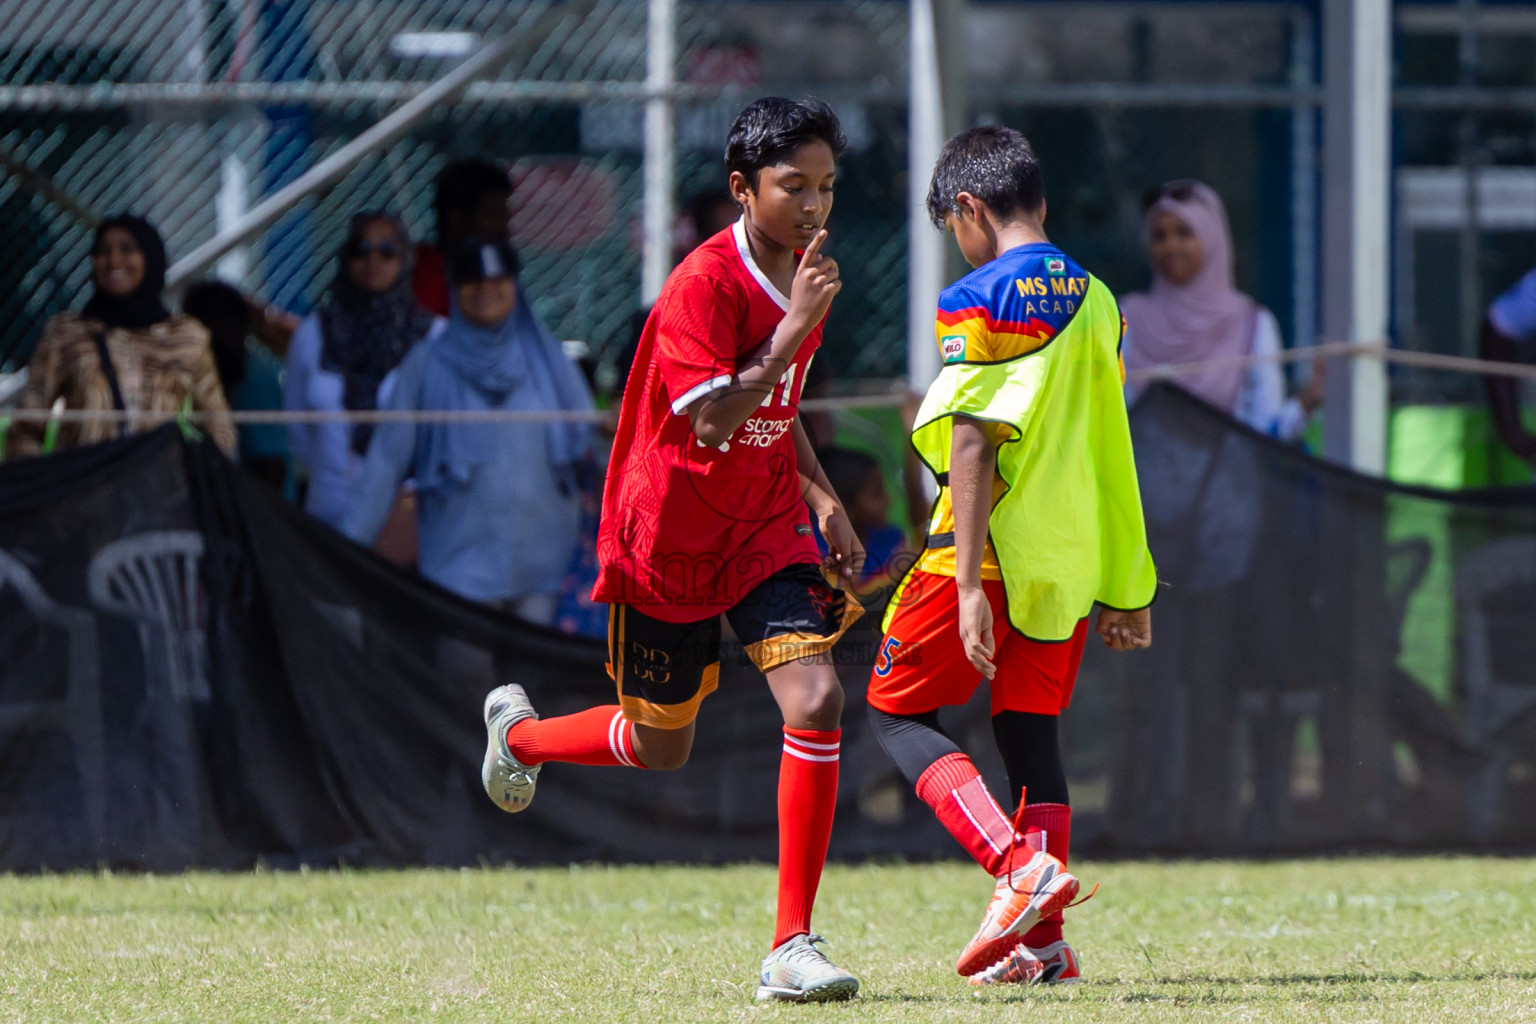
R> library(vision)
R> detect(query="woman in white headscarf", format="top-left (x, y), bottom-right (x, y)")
top-left (1121, 180), bottom-right (1322, 439)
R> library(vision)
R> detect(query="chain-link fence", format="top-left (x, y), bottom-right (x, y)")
top-left (2, 1), bottom-right (1533, 394)
top-left (0, 0), bottom-right (912, 384)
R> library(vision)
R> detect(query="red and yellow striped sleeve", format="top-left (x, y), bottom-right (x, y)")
top-left (935, 278), bottom-right (1063, 366)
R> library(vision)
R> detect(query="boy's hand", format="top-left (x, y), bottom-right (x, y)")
top-left (958, 584), bottom-right (996, 679)
top-left (787, 230), bottom-right (841, 332)
top-left (817, 505), bottom-right (865, 583)
top-left (1096, 607), bottom-right (1152, 651)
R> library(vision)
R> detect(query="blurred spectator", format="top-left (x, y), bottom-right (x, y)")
top-left (285, 212), bottom-right (443, 532)
top-left (798, 346), bottom-right (836, 449)
top-left (5, 215), bottom-right (235, 458)
top-left (183, 280), bottom-right (291, 491)
top-left (814, 446), bottom-right (912, 587)
top-left (1481, 265), bottom-right (1536, 461)
top-left (248, 300), bottom-right (302, 359)
top-left (413, 159), bottom-right (512, 317)
top-left (899, 391), bottom-right (934, 541)
top-left (341, 238), bottom-right (595, 622)
top-left (1121, 180), bottom-right (1322, 440)
top-left (683, 188), bottom-right (743, 256)
top-left (552, 456), bottom-right (607, 638)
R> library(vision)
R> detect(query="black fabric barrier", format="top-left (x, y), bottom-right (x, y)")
top-left (0, 383), bottom-right (1533, 871)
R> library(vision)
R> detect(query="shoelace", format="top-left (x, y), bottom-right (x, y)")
top-left (504, 765), bottom-right (537, 786)
top-left (1001, 789), bottom-right (1035, 896)
top-left (997, 789), bottom-right (1100, 908)
top-left (779, 934), bottom-right (834, 965)
top-left (995, 792), bottom-right (1044, 896)
top-left (1064, 884), bottom-right (1099, 910)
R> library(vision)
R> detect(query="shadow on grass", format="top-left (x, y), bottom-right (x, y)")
top-left (975, 988), bottom-right (1261, 1006)
top-left (859, 992), bottom-right (949, 1004)
top-left (958, 969), bottom-right (1536, 1006)
top-left (859, 969), bottom-right (1536, 1006)
top-left (1138, 970), bottom-right (1536, 986)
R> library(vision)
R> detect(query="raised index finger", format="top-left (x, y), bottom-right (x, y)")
top-left (800, 229), bottom-right (828, 266)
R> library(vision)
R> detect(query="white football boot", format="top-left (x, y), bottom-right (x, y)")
top-left (966, 941), bottom-right (1046, 986)
top-left (755, 934), bottom-right (860, 1003)
top-left (954, 849), bottom-right (1078, 976)
top-left (481, 684), bottom-right (541, 813)
top-left (1028, 940), bottom-right (1082, 984)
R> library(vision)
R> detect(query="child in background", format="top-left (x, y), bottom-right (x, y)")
top-left (182, 280), bottom-right (291, 493)
top-left (413, 159), bottom-right (513, 318)
top-left (814, 446), bottom-right (912, 588)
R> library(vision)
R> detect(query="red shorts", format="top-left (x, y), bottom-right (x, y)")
top-left (866, 571), bottom-right (1089, 717)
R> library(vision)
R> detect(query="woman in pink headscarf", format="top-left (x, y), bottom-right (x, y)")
top-left (1121, 180), bottom-right (1322, 439)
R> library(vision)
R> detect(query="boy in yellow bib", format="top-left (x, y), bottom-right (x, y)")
top-left (866, 126), bottom-right (1157, 985)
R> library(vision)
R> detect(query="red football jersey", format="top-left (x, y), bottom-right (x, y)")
top-left (593, 220), bottom-right (824, 621)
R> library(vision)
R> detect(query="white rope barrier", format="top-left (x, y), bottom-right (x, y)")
top-left (0, 391), bottom-right (913, 425)
top-left (3, 341), bottom-right (1533, 425)
top-left (1121, 338), bottom-right (1377, 382)
top-left (1122, 339), bottom-right (1536, 383)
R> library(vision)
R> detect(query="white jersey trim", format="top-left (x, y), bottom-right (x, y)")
top-left (670, 373), bottom-right (733, 415)
top-left (733, 217), bottom-right (791, 312)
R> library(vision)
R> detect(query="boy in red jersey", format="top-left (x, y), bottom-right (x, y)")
top-left (481, 98), bottom-right (865, 1003)
top-left (867, 127), bottom-right (1157, 987)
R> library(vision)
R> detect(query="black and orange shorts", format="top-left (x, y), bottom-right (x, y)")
top-left (607, 563), bottom-right (862, 729)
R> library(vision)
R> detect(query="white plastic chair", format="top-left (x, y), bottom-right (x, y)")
top-left (88, 530), bottom-right (210, 702)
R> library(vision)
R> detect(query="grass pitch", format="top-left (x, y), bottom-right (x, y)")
top-left (1, 857), bottom-right (1533, 1023)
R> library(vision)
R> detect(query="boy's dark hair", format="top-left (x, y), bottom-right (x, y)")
top-left (433, 158), bottom-right (511, 223)
top-left (925, 126), bottom-right (1044, 229)
top-left (725, 97), bottom-right (847, 189)
top-left (182, 280), bottom-right (251, 395)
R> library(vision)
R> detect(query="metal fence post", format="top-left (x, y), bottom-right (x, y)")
top-left (641, 0), bottom-right (676, 308)
top-left (1321, 0), bottom-right (1390, 474)
top-left (907, 0), bottom-right (966, 394)
top-left (166, 31), bottom-right (523, 289)
top-left (1289, 8), bottom-right (1319, 355)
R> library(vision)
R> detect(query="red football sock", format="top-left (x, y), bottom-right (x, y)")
top-left (772, 727), bottom-right (840, 949)
top-left (1018, 802), bottom-right (1072, 947)
top-left (914, 752), bottom-right (1021, 878)
top-left (506, 706), bottom-right (643, 768)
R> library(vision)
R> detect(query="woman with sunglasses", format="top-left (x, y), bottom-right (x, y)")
top-left (285, 211), bottom-right (444, 530)
top-left (1122, 181), bottom-right (1322, 439)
